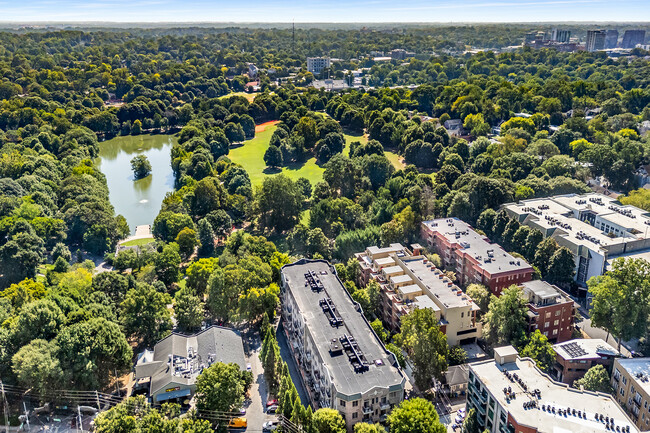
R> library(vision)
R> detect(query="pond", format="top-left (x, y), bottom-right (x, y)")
top-left (97, 134), bottom-right (176, 234)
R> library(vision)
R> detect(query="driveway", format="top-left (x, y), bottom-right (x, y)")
top-left (243, 333), bottom-right (278, 432)
top-left (276, 323), bottom-right (309, 407)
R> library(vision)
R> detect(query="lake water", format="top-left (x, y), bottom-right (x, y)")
top-left (97, 134), bottom-right (176, 234)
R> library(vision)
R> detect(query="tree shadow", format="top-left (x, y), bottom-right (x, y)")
top-left (262, 167), bottom-right (282, 174)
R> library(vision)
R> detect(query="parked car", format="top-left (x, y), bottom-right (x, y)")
top-left (263, 420), bottom-right (279, 431)
top-left (228, 417), bottom-right (247, 428)
top-left (238, 407), bottom-right (246, 415)
top-left (266, 405), bottom-right (279, 414)
top-left (246, 363), bottom-right (252, 371)
top-left (266, 399), bottom-right (278, 407)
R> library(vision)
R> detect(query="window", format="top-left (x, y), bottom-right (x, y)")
top-left (545, 312), bottom-right (551, 318)
top-left (353, 401), bottom-right (359, 407)
top-left (340, 400), bottom-right (346, 407)
top-left (544, 322), bottom-right (550, 328)
top-left (554, 320), bottom-right (559, 326)
top-left (553, 329), bottom-right (558, 336)
top-left (555, 310), bottom-right (561, 316)
top-left (352, 413), bottom-right (358, 419)
top-left (461, 312), bottom-right (464, 318)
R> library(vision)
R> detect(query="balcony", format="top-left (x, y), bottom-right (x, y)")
top-left (634, 395), bottom-right (642, 406)
top-left (362, 406), bottom-right (373, 415)
top-left (380, 403), bottom-right (391, 411)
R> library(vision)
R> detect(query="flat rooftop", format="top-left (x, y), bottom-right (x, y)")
top-left (423, 218), bottom-right (534, 275)
top-left (471, 356), bottom-right (639, 433)
top-left (521, 280), bottom-right (567, 302)
top-left (366, 243), bottom-right (407, 258)
top-left (281, 260), bottom-right (405, 396)
top-left (399, 255), bottom-right (477, 310)
top-left (554, 339), bottom-right (620, 361)
top-left (616, 358), bottom-right (650, 397)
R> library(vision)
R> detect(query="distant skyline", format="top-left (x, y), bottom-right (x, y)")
top-left (0, 0), bottom-right (649, 23)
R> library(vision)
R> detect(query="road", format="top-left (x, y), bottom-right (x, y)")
top-left (243, 332), bottom-right (277, 433)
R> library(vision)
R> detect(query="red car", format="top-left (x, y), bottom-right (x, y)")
top-left (266, 399), bottom-right (278, 407)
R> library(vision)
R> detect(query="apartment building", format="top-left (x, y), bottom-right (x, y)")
top-left (307, 57), bottom-right (331, 74)
top-left (468, 345), bottom-right (639, 433)
top-left (355, 243), bottom-right (481, 345)
top-left (502, 193), bottom-right (650, 285)
top-left (280, 259), bottom-right (406, 430)
top-left (621, 30), bottom-right (646, 48)
top-left (552, 338), bottom-right (620, 385)
top-left (612, 358), bottom-right (650, 430)
top-left (421, 218), bottom-right (535, 296)
top-left (521, 280), bottom-right (578, 344)
top-left (586, 30), bottom-right (607, 51)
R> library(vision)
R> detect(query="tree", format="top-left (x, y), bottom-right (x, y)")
top-left (195, 362), bottom-right (252, 412)
top-left (174, 286), bottom-right (204, 331)
top-left (394, 308), bottom-right (448, 390)
top-left (573, 365), bottom-right (614, 394)
top-left (132, 119), bottom-right (143, 135)
top-left (0, 230), bottom-right (45, 285)
top-left (186, 258), bottom-right (218, 294)
top-left (120, 283), bottom-right (173, 347)
top-left (197, 218), bottom-right (216, 256)
top-left (462, 408), bottom-right (481, 433)
top-left (175, 227), bottom-right (199, 259)
top-left (466, 284), bottom-right (490, 313)
top-left (370, 319), bottom-right (387, 342)
top-left (448, 346), bottom-right (468, 366)
top-left (519, 330), bottom-right (555, 373)
top-left (130, 155), bottom-right (152, 179)
top-left (387, 398), bottom-right (446, 433)
top-left (56, 318), bottom-right (132, 389)
top-left (588, 258), bottom-right (650, 351)
top-left (312, 408), bottom-right (346, 433)
top-left (533, 237), bottom-right (559, 275)
top-left (264, 145), bottom-right (283, 167)
top-left (12, 299), bottom-right (65, 347)
top-left (463, 113), bottom-right (490, 137)
top-left (483, 285), bottom-right (528, 347)
top-left (546, 247), bottom-right (575, 284)
top-left (238, 284), bottom-right (280, 323)
top-left (354, 423), bottom-right (386, 433)
top-left (207, 267), bottom-right (238, 323)
top-left (155, 243), bottom-right (182, 285)
top-left (12, 339), bottom-right (62, 394)
top-left (253, 174), bottom-right (304, 233)
top-left (51, 242), bottom-right (72, 263)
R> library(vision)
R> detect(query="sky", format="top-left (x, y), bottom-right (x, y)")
top-left (0, 0), bottom-right (649, 23)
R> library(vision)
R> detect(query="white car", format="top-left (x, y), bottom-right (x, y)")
top-left (246, 363), bottom-right (252, 371)
top-left (263, 420), bottom-right (279, 431)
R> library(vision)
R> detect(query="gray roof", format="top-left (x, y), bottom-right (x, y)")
top-left (444, 364), bottom-right (469, 387)
top-left (423, 218), bottom-right (534, 275)
top-left (281, 260), bottom-right (405, 397)
top-left (135, 326), bottom-right (246, 396)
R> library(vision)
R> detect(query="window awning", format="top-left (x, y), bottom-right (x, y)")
top-left (156, 388), bottom-right (191, 402)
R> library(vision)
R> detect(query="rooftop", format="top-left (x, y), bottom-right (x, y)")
top-left (423, 218), bottom-right (534, 275)
top-left (281, 260), bottom-right (405, 397)
top-left (470, 351), bottom-right (638, 433)
top-left (554, 339), bottom-right (620, 361)
top-left (616, 358), bottom-right (650, 396)
top-left (399, 255), bottom-right (477, 310)
top-left (135, 326), bottom-right (246, 397)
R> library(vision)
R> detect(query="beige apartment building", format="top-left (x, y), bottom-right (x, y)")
top-left (356, 243), bottom-right (481, 345)
top-left (612, 358), bottom-right (650, 430)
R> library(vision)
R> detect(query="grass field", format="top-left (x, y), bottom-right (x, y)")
top-left (228, 124), bottom-right (326, 187)
top-left (121, 237), bottom-right (155, 247)
top-left (228, 124), bottom-right (406, 188)
top-left (219, 92), bottom-right (258, 103)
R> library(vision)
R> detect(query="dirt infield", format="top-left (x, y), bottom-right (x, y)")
top-left (255, 120), bottom-right (280, 133)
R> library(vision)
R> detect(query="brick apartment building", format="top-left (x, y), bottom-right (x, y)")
top-left (552, 338), bottom-right (620, 385)
top-left (421, 218), bottom-right (535, 295)
top-left (521, 280), bottom-right (578, 344)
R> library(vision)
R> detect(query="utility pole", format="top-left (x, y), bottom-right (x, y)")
top-left (23, 402), bottom-right (30, 432)
top-left (0, 380), bottom-right (9, 433)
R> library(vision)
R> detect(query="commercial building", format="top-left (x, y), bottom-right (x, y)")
top-left (421, 218), bottom-right (535, 296)
top-left (355, 243), bottom-right (482, 345)
top-left (606, 29), bottom-right (620, 48)
top-left (551, 28), bottom-right (571, 43)
top-left (612, 358), bottom-right (650, 430)
top-left (467, 345), bottom-right (639, 433)
top-left (621, 30), bottom-right (646, 48)
top-left (521, 280), bottom-right (578, 343)
top-left (307, 57), bottom-right (331, 75)
top-left (586, 30), bottom-right (607, 51)
top-left (552, 338), bottom-right (620, 385)
top-left (280, 259), bottom-right (406, 430)
top-left (133, 326), bottom-right (246, 404)
top-left (502, 193), bottom-right (650, 285)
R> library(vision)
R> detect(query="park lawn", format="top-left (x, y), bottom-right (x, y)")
top-left (220, 92), bottom-right (258, 103)
top-left (121, 237), bottom-right (155, 247)
top-left (385, 151), bottom-right (406, 170)
top-left (228, 125), bottom-right (325, 187)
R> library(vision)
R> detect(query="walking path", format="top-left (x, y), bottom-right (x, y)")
top-left (119, 224), bottom-right (153, 245)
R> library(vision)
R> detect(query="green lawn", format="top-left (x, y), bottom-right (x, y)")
top-left (121, 237), bottom-right (155, 247)
top-left (219, 92), bottom-right (258, 103)
top-left (228, 125), bottom-right (326, 187)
